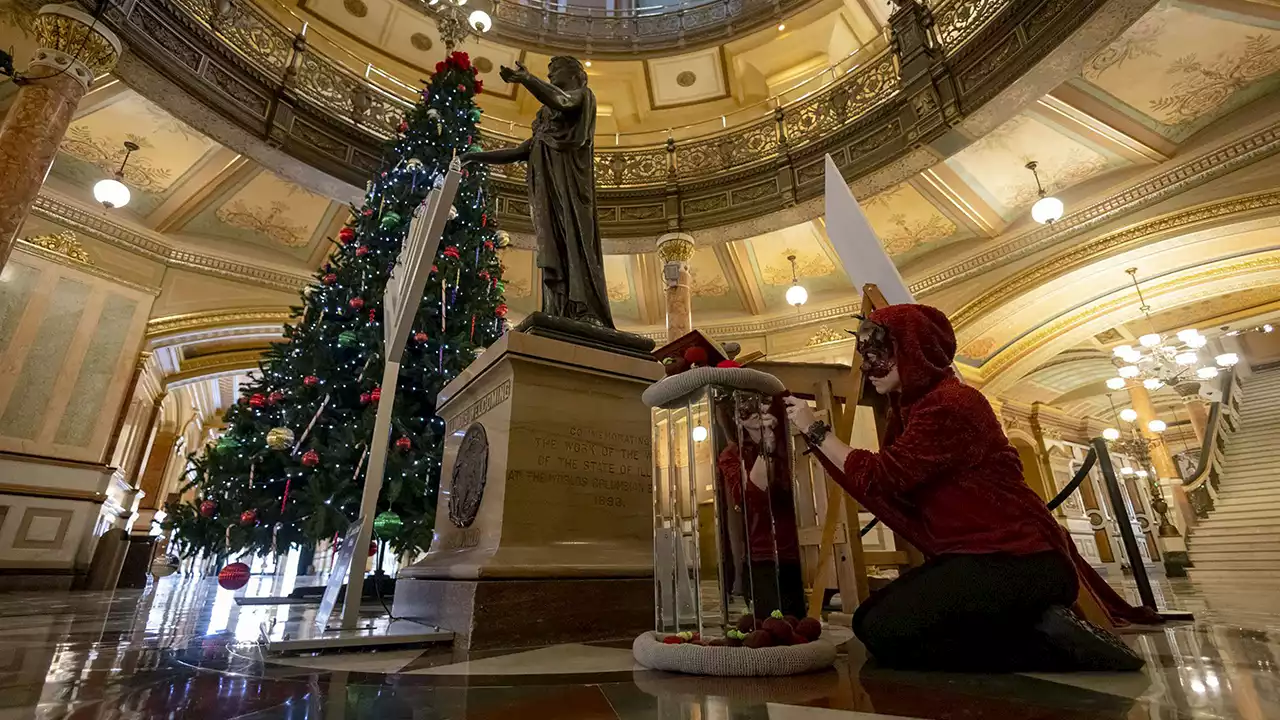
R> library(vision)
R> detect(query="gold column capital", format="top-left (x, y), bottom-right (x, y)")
top-left (656, 232), bottom-right (695, 264)
top-left (29, 4), bottom-right (122, 89)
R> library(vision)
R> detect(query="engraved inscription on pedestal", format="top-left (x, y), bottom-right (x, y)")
top-left (449, 423), bottom-right (490, 528)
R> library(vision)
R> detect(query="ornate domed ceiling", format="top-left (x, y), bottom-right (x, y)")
top-left (7, 0), bottom-right (1280, 426)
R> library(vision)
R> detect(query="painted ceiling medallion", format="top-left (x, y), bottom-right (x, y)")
top-left (410, 33), bottom-right (433, 51)
top-left (343, 0), bottom-right (368, 18)
top-left (474, 56), bottom-right (494, 73)
top-left (676, 70), bottom-right (697, 87)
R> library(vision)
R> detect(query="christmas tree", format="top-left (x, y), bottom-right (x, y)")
top-left (165, 50), bottom-right (508, 561)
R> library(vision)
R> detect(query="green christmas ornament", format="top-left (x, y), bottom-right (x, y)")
top-left (216, 436), bottom-right (240, 451)
top-left (468, 108), bottom-right (482, 122)
top-left (338, 330), bottom-right (359, 347)
top-left (373, 511), bottom-right (403, 539)
top-left (380, 211), bottom-right (402, 230)
top-left (468, 143), bottom-right (483, 154)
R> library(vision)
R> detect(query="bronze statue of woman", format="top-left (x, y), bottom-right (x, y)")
top-left (461, 57), bottom-right (614, 329)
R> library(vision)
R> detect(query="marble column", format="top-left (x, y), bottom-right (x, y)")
top-left (1126, 382), bottom-right (1192, 574)
top-left (657, 232), bottom-right (695, 342)
top-left (0, 5), bottom-right (121, 271)
top-left (1175, 381), bottom-right (1209, 444)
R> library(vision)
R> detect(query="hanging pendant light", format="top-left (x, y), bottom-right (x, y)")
top-left (1025, 161), bottom-right (1064, 224)
top-left (785, 254), bottom-right (808, 308)
top-left (93, 141), bottom-right (138, 210)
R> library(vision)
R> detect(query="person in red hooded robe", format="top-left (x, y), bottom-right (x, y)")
top-left (784, 304), bottom-right (1156, 672)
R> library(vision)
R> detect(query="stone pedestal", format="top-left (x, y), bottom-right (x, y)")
top-left (393, 331), bottom-right (663, 650)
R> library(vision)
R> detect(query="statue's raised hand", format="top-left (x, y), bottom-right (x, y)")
top-left (499, 61), bottom-right (530, 84)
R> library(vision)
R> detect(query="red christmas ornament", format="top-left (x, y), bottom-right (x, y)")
top-left (199, 499), bottom-right (216, 517)
top-left (683, 346), bottom-right (708, 367)
top-left (370, 387), bottom-right (382, 403)
top-left (481, 213), bottom-right (487, 227)
top-left (495, 303), bottom-right (508, 318)
top-left (399, 120), bottom-right (409, 133)
top-left (483, 240), bottom-right (494, 251)
top-left (478, 270), bottom-right (490, 281)
top-left (474, 79), bottom-right (483, 94)
top-left (414, 331), bottom-right (428, 343)
top-left (443, 246), bottom-right (460, 259)
top-left (349, 297), bottom-right (365, 310)
top-left (355, 245), bottom-right (370, 257)
top-left (301, 449), bottom-right (320, 467)
top-left (362, 208), bottom-right (373, 216)
top-left (338, 227), bottom-right (356, 244)
top-left (240, 509), bottom-right (257, 526)
top-left (268, 391), bottom-right (284, 405)
top-left (369, 541), bottom-right (379, 557)
top-left (431, 264), bottom-right (438, 274)
top-left (323, 273), bottom-right (337, 285)
top-left (458, 84), bottom-right (466, 92)
top-left (360, 392), bottom-right (372, 405)
top-left (218, 562), bottom-right (251, 591)
top-left (304, 375), bottom-right (319, 387)
top-left (395, 436), bottom-right (412, 452)
top-left (435, 61), bottom-right (445, 73)
top-left (368, 309), bottom-right (377, 321)
top-left (249, 393), bottom-right (266, 408)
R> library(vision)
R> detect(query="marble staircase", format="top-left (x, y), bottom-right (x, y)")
top-left (1188, 366), bottom-right (1280, 583)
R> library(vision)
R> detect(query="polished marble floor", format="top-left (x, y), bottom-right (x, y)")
top-left (1, 572), bottom-right (1278, 719)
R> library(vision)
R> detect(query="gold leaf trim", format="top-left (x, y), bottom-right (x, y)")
top-left (23, 230), bottom-right (91, 264)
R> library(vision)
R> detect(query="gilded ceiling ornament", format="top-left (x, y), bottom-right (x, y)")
top-left (343, 0), bottom-right (368, 18)
top-left (23, 230), bottom-right (91, 264)
top-left (676, 71), bottom-right (697, 87)
top-left (474, 57), bottom-right (494, 73)
top-left (805, 325), bottom-right (846, 347)
top-left (762, 248), bottom-right (834, 284)
top-left (656, 233), bottom-right (694, 263)
top-left (410, 33), bottom-right (433, 51)
top-left (688, 268), bottom-right (729, 297)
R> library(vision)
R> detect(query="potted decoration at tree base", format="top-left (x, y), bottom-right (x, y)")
top-left (633, 330), bottom-right (837, 676)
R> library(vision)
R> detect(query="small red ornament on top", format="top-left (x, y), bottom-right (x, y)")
top-left (304, 375), bottom-right (319, 387)
top-left (414, 331), bottom-right (428, 343)
top-left (323, 273), bottom-right (337, 285)
top-left (199, 499), bottom-right (216, 517)
top-left (395, 436), bottom-right (412, 452)
top-left (349, 297), bottom-right (365, 310)
top-left (249, 393), bottom-right (266, 408)
top-left (240, 509), bottom-right (257, 526)
top-left (338, 227), bottom-right (356, 244)
top-left (268, 391), bottom-right (285, 405)
top-left (474, 79), bottom-right (483, 94)
top-left (301, 449), bottom-right (320, 467)
top-left (495, 303), bottom-right (508, 318)
top-left (370, 387), bottom-right (382, 403)
top-left (442, 246), bottom-right (460, 259)
top-left (399, 120), bottom-right (409, 133)
top-left (355, 245), bottom-right (370, 257)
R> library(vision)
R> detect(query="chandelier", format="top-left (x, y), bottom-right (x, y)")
top-left (426, 0), bottom-right (492, 50)
top-left (1105, 268), bottom-right (1238, 394)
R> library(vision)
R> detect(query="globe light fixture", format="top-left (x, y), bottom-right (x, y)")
top-left (1025, 161), bottom-right (1064, 224)
top-left (92, 141), bottom-right (138, 210)
top-left (1120, 466), bottom-right (1135, 475)
top-left (692, 425), bottom-right (708, 442)
top-left (1118, 365), bottom-right (1140, 379)
top-left (1143, 378), bottom-right (1163, 390)
top-left (1106, 377), bottom-right (1127, 391)
top-left (785, 254), bottom-right (808, 308)
top-left (1139, 333), bottom-right (1161, 348)
top-left (1119, 408), bottom-right (1138, 423)
top-left (1215, 353), bottom-right (1239, 367)
top-left (1197, 366), bottom-right (1220, 380)
top-left (468, 9), bottom-right (491, 32)
top-left (1147, 419), bottom-right (1167, 433)
top-left (1103, 427), bottom-right (1121, 441)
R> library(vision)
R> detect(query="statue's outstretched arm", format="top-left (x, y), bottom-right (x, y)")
top-left (461, 139), bottom-right (531, 166)
top-left (521, 76), bottom-right (582, 113)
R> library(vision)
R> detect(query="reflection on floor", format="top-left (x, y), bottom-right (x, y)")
top-left (0, 573), bottom-right (1278, 719)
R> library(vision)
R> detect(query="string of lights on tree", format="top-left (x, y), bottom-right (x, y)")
top-left (164, 51), bottom-right (510, 581)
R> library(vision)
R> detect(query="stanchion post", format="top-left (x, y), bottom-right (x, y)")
top-left (1091, 437), bottom-right (1158, 610)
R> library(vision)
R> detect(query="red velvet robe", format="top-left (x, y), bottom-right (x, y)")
top-left (816, 304), bottom-right (1162, 627)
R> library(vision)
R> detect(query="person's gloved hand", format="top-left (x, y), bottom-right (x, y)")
top-left (784, 396), bottom-right (818, 432)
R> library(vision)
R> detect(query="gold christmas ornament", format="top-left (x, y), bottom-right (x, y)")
top-left (266, 426), bottom-right (296, 450)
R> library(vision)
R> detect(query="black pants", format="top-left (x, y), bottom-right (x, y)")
top-left (748, 560), bottom-right (806, 619)
top-left (852, 551), bottom-right (1078, 672)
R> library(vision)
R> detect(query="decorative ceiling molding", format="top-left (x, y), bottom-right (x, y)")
top-left (146, 308), bottom-right (293, 343)
top-left (31, 193), bottom-right (312, 293)
top-left (14, 237), bottom-right (161, 296)
top-left (978, 251), bottom-right (1280, 393)
top-left (165, 350), bottom-right (264, 389)
top-left (912, 120), bottom-right (1280, 298)
top-left (951, 189), bottom-right (1280, 331)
